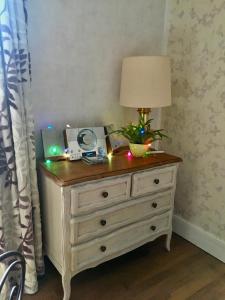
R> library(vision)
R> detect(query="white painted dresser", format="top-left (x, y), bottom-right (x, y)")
top-left (40, 152), bottom-right (181, 300)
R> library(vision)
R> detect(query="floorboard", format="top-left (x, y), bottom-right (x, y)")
top-left (23, 234), bottom-right (225, 300)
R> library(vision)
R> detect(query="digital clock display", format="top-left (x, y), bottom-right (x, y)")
top-left (82, 151), bottom-right (96, 157)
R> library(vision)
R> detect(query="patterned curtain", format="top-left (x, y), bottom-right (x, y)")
top-left (0, 0), bottom-right (44, 295)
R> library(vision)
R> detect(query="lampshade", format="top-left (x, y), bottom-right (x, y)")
top-left (120, 56), bottom-right (171, 108)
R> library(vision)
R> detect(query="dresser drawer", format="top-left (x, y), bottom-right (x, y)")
top-left (132, 166), bottom-right (176, 197)
top-left (71, 175), bottom-right (131, 215)
top-left (70, 190), bottom-right (173, 244)
top-left (71, 212), bottom-right (170, 272)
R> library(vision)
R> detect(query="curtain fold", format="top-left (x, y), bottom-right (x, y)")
top-left (0, 0), bottom-right (44, 295)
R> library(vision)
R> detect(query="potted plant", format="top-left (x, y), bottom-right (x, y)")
top-left (110, 117), bottom-right (168, 157)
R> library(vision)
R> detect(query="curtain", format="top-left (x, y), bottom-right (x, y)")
top-left (0, 0), bottom-right (44, 295)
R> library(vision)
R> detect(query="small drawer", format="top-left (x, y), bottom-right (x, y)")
top-left (132, 166), bottom-right (177, 197)
top-left (71, 212), bottom-right (170, 272)
top-left (71, 175), bottom-right (131, 216)
top-left (70, 190), bottom-right (173, 244)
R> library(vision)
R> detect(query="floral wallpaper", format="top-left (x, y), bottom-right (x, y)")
top-left (162, 0), bottom-right (225, 240)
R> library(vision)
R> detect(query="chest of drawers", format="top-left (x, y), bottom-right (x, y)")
top-left (40, 152), bottom-right (181, 300)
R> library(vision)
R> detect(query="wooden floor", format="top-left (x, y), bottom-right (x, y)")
top-left (24, 234), bottom-right (225, 300)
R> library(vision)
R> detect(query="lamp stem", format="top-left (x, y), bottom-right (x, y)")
top-left (137, 108), bottom-right (151, 124)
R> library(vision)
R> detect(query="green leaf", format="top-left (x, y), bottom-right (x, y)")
top-left (108, 118), bottom-right (169, 144)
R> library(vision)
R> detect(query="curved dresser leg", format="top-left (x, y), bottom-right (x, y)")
top-left (166, 231), bottom-right (172, 252)
top-left (62, 272), bottom-right (71, 300)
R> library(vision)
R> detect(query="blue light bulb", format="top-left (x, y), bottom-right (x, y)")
top-left (140, 128), bottom-right (145, 135)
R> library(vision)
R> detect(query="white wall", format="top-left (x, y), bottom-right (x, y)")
top-left (28, 0), bottom-right (166, 158)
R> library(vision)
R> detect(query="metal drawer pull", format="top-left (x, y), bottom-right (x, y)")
top-left (102, 191), bottom-right (108, 198)
top-left (100, 245), bottom-right (107, 252)
top-left (150, 225), bottom-right (156, 231)
top-left (100, 219), bottom-right (107, 226)
top-left (152, 202), bottom-right (157, 208)
top-left (154, 178), bottom-right (160, 184)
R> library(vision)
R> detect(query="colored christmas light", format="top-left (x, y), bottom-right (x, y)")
top-left (48, 145), bottom-right (61, 156)
top-left (107, 152), bottom-right (113, 160)
top-left (127, 151), bottom-right (132, 157)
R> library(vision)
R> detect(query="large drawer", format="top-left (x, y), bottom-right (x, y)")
top-left (71, 212), bottom-right (170, 272)
top-left (132, 166), bottom-right (177, 197)
top-left (71, 175), bottom-right (131, 215)
top-left (70, 190), bottom-right (173, 244)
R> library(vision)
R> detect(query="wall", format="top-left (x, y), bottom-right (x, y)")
top-left (162, 0), bottom-right (225, 243)
top-left (28, 0), bottom-right (166, 158)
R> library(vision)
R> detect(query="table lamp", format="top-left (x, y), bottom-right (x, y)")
top-left (120, 56), bottom-right (171, 123)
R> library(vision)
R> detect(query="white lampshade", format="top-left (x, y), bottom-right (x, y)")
top-left (120, 56), bottom-right (171, 108)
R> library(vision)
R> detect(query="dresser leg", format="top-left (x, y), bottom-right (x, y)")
top-left (165, 231), bottom-right (172, 251)
top-left (62, 273), bottom-right (71, 300)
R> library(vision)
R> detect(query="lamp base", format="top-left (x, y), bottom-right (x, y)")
top-left (137, 108), bottom-right (151, 124)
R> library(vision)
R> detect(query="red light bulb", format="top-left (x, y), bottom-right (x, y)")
top-left (127, 151), bottom-right (132, 157)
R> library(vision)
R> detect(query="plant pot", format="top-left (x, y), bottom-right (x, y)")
top-left (129, 143), bottom-right (149, 157)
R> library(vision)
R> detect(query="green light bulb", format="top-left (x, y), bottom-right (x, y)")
top-left (48, 145), bottom-right (61, 156)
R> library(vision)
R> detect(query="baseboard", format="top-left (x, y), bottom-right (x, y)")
top-left (173, 214), bottom-right (225, 263)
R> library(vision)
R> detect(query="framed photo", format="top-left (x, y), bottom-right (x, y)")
top-left (104, 124), bottom-right (128, 153)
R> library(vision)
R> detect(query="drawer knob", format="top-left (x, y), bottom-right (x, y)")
top-left (102, 191), bottom-right (108, 198)
top-left (154, 178), bottom-right (160, 185)
top-left (152, 202), bottom-right (158, 208)
top-left (150, 225), bottom-right (156, 231)
top-left (100, 245), bottom-right (107, 252)
top-left (100, 219), bottom-right (107, 226)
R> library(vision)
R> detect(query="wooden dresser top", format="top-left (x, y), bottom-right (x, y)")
top-left (40, 151), bottom-right (182, 187)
